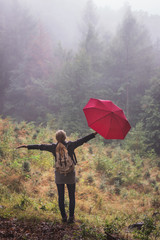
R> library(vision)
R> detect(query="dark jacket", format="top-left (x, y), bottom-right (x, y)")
top-left (27, 133), bottom-right (95, 164)
top-left (27, 133), bottom-right (95, 184)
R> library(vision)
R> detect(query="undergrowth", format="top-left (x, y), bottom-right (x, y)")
top-left (0, 117), bottom-right (160, 239)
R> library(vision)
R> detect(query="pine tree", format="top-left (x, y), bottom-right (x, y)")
top-left (141, 77), bottom-right (160, 154)
top-left (5, 22), bottom-right (55, 122)
top-left (0, 0), bottom-right (36, 114)
top-left (103, 7), bottom-right (153, 125)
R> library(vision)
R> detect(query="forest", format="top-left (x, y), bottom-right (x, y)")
top-left (0, 0), bottom-right (160, 154)
top-left (0, 0), bottom-right (160, 239)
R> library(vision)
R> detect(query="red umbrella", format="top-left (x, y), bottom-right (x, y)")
top-left (83, 98), bottom-right (131, 139)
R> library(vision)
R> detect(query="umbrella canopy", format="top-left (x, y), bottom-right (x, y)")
top-left (83, 98), bottom-right (131, 139)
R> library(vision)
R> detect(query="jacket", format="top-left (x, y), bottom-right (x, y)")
top-left (27, 132), bottom-right (95, 165)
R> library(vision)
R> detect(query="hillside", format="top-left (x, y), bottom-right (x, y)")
top-left (0, 118), bottom-right (160, 239)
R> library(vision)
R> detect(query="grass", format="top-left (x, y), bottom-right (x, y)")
top-left (0, 117), bottom-right (160, 239)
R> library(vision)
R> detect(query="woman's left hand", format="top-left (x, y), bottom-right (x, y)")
top-left (16, 145), bottom-right (27, 149)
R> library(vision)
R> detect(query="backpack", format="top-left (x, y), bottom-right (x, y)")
top-left (55, 143), bottom-right (75, 175)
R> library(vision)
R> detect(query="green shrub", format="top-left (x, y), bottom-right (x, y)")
top-left (133, 217), bottom-right (156, 240)
top-left (114, 187), bottom-right (121, 195)
top-left (151, 197), bottom-right (160, 208)
top-left (23, 161), bottom-right (31, 172)
top-left (86, 174), bottom-right (94, 184)
top-left (144, 171), bottom-right (150, 179)
top-left (123, 122), bottom-right (148, 156)
top-left (104, 218), bottom-right (121, 235)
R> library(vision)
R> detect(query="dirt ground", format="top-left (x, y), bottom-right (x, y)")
top-left (0, 217), bottom-right (83, 240)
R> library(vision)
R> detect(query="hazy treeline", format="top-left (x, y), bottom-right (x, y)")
top-left (0, 0), bottom-right (160, 154)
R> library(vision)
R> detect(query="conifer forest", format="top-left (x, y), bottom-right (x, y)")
top-left (0, 0), bottom-right (160, 239)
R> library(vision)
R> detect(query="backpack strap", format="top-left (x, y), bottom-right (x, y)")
top-left (66, 142), bottom-right (77, 165)
top-left (72, 152), bottom-right (77, 165)
top-left (55, 143), bottom-right (58, 162)
top-left (56, 142), bottom-right (77, 166)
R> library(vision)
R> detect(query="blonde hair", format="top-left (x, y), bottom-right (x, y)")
top-left (56, 142), bottom-right (66, 156)
top-left (55, 130), bottom-right (66, 143)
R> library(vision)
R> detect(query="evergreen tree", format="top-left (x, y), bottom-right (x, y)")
top-left (0, 0), bottom-right (13, 112)
top-left (0, 0), bottom-right (36, 114)
top-left (51, 0), bottom-right (105, 134)
top-left (103, 7), bottom-right (153, 125)
top-left (5, 22), bottom-right (54, 122)
top-left (81, 0), bottom-right (103, 73)
top-left (52, 49), bottom-right (93, 134)
top-left (141, 77), bottom-right (160, 154)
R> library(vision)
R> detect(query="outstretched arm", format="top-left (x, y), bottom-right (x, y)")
top-left (71, 131), bottom-right (97, 149)
top-left (16, 145), bottom-right (27, 149)
top-left (16, 144), bottom-right (54, 152)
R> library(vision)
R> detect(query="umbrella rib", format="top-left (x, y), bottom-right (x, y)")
top-left (84, 99), bottom-right (130, 139)
top-left (111, 114), bottom-right (126, 137)
top-left (88, 110), bottom-right (127, 127)
top-left (89, 112), bottom-right (113, 126)
top-left (84, 107), bottom-right (109, 112)
top-left (105, 113), bottom-right (112, 139)
top-left (89, 112), bottom-right (125, 138)
top-left (85, 107), bottom-right (126, 121)
top-left (112, 109), bottom-right (127, 121)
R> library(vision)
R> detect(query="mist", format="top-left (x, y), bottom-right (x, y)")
top-left (20, 0), bottom-right (160, 50)
top-left (0, 0), bottom-right (160, 153)
top-left (21, 0), bottom-right (88, 50)
top-left (0, 2), bottom-right (160, 237)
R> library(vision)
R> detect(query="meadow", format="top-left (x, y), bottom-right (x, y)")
top-left (0, 118), bottom-right (160, 239)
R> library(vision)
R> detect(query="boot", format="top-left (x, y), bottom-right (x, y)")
top-left (68, 216), bottom-right (75, 224)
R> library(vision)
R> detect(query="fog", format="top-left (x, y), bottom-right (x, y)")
top-left (21, 0), bottom-right (88, 49)
top-left (1, 0), bottom-right (160, 136)
top-left (20, 0), bottom-right (160, 50)
top-left (94, 0), bottom-right (160, 15)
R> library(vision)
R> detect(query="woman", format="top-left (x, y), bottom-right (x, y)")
top-left (17, 130), bottom-right (97, 223)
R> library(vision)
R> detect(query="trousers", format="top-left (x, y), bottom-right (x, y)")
top-left (56, 183), bottom-right (75, 218)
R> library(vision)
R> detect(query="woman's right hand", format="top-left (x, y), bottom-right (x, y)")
top-left (16, 145), bottom-right (27, 149)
